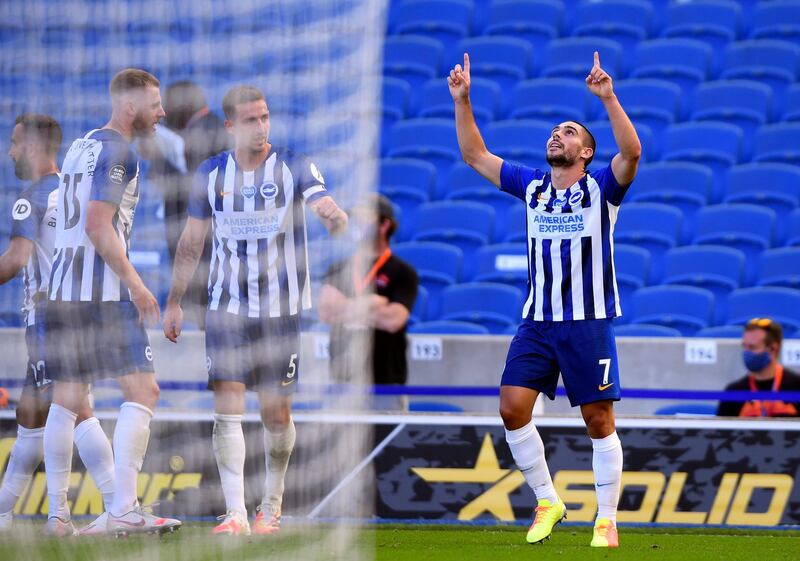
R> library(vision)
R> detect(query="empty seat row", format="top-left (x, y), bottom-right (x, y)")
top-left (385, 35), bottom-right (799, 111)
top-left (401, 278), bottom-right (800, 338)
top-left (387, 0), bottom-right (800, 53)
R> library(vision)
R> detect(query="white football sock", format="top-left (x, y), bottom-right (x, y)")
top-left (261, 419), bottom-right (296, 512)
top-left (110, 402), bottom-right (152, 516)
top-left (43, 404), bottom-right (77, 520)
top-left (505, 420), bottom-right (558, 504)
top-left (74, 417), bottom-right (115, 511)
top-left (592, 431), bottom-right (623, 522)
top-left (212, 414), bottom-right (247, 517)
top-left (0, 426), bottom-right (44, 514)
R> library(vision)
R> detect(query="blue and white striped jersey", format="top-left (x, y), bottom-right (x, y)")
top-left (500, 162), bottom-right (630, 322)
top-left (10, 173), bottom-right (59, 326)
top-left (49, 129), bottom-right (140, 303)
top-left (188, 148), bottom-right (328, 318)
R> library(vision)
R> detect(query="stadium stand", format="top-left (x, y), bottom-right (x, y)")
top-left (439, 282), bottom-right (522, 333)
top-left (393, 241), bottom-right (463, 317)
top-left (1, 0), bottom-right (799, 341)
top-left (630, 285), bottom-right (715, 336)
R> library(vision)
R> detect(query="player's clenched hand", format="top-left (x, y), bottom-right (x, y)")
top-left (585, 51), bottom-right (614, 100)
top-left (163, 302), bottom-right (183, 343)
top-left (131, 283), bottom-right (160, 327)
top-left (448, 53), bottom-right (471, 103)
top-left (311, 196), bottom-right (348, 234)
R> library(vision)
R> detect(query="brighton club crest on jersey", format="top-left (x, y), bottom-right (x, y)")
top-left (260, 181), bottom-right (278, 200)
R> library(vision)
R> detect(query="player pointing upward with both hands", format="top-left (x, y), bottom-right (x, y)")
top-left (449, 52), bottom-right (641, 548)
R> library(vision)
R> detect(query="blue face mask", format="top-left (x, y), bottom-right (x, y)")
top-left (743, 350), bottom-right (772, 372)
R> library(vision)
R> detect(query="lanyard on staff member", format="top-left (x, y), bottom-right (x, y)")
top-left (352, 248), bottom-right (392, 296)
top-left (747, 364), bottom-right (784, 417)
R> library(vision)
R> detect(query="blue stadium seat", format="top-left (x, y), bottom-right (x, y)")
top-left (483, 119), bottom-right (551, 169)
top-left (690, 80), bottom-right (772, 159)
top-left (450, 37), bottom-right (533, 114)
top-left (631, 285), bottom-right (715, 336)
top-left (631, 39), bottom-right (712, 99)
top-left (726, 287), bottom-right (800, 335)
top-left (758, 248), bottom-right (800, 290)
top-left (695, 325), bottom-right (744, 338)
top-left (411, 202), bottom-right (495, 278)
top-left (408, 320), bottom-right (490, 335)
top-left (693, 204), bottom-right (777, 281)
top-left (785, 84), bottom-right (800, 122)
top-left (393, 241), bottom-right (463, 318)
top-left (614, 324), bottom-right (682, 337)
top-left (654, 404), bottom-right (718, 416)
top-left (379, 158), bottom-right (436, 238)
top-left (721, 40), bottom-right (800, 117)
top-left (473, 242), bottom-right (529, 294)
top-left (440, 282), bottom-right (523, 333)
top-left (410, 285), bottom-right (429, 323)
top-left (445, 163), bottom-right (516, 240)
top-left (383, 36), bottom-right (444, 112)
top-left (790, 209), bottom-right (800, 247)
top-left (751, 1), bottom-right (800, 45)
top-left (628, 162), bottom-right (713, 241)
top-left (611, 79), bottom-right (681, 139)
top-left (541, 38), bottom-right (623, 81)
top-left (387, 119), bottom-right (459, 197)
top-left (382, 77), bottom-right (411, 149)
top-left (614, 243), bottom-right (651, 296)
top-left (484, 0), bottom-right (564, 55)
top-left (510, 79), bottom-right (588, 126)
top-left (418, 77), bottom-right (500, 126)
top-left (662, 245), bottom-right (745, 323)
top-left (392, 0), bottom-right (473, 45)
top-left (380, 158), bottom-right (437, 201)
top-left (585, 121), bottom-right (654, 162)
top-left (724, 163), bottom-right (800, 243)
top-left (614, 243), bottom-right (649, 324)
top-left (661, 0), bottom-right (742, 74)
top-left (572, 0), bottom-right (653, 56)
top-left (661, 122), bottom-right (743, 202)
top-left (614, 202), bottom-right (682, 280)
top-left (503, 204), bottom-right (529, 243)
top-left (753, 123), bottom-right (800, 166)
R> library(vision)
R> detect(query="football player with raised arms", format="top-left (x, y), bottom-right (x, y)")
top-left (449, 52), bottom-right (641, 548)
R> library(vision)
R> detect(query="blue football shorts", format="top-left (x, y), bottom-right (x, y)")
top-left (501, 317), bottom-right (621, 406)
top-left (204, 310), bottom-right (300, 395)
top-left (43, 300), bottom-right (155, 382)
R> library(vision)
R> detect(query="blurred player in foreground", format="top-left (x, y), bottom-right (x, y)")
top-left (449, 52), bottom-right (641, 548)
top-left (0, 114), bottom-right (115, 534)
top-left (163, 85), bottom-right (347, 536)
top-left (42, 69), bottom-right (181, 536)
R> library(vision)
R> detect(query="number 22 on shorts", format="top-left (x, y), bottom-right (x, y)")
top-left (598, 358), bottom-right (613, 391)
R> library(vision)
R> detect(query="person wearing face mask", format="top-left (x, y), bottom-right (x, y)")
top-left (318, 194), bottom-right (419, 394)
top-left (717, 318), bottom-right (800, 417)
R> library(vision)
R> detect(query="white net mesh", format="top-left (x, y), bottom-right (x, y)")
top-left (0, 0), bottom-right (385, 559)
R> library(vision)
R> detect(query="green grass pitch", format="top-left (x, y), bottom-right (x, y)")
top-left (1, 523), bottom-right (798, 561)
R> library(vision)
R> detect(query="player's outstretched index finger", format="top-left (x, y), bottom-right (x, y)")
top-left (594, 51), bottom-right (600, 68)
top-left (464, 52), bottom-right (470, 73)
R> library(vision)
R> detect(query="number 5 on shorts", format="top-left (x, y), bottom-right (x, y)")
top-left (287, 353), bottom-right (297, 379)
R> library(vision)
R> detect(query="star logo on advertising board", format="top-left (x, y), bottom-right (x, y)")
top-left (411, 433), bottom-right (525, 521)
